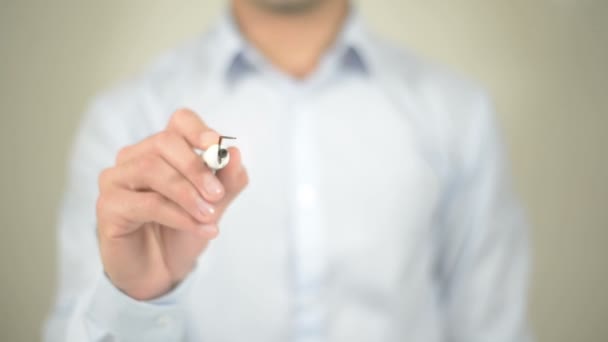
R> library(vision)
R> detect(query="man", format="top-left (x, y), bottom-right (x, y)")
top-left (44, 0), bottom-right (532, 341)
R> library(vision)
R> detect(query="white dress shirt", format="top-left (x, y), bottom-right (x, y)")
top-left (44, 9), bottom-right (531, 342)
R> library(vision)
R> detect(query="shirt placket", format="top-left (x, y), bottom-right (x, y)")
top-left (283, 80), bottom-right (328, 342)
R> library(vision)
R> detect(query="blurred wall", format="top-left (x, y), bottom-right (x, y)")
top-left (0, 0), bottom-right (606, 341)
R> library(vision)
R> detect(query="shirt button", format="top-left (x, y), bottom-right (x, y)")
top-left (156, 314), bottom-right (173, 327)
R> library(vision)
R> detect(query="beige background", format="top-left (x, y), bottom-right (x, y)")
top-left (1, 0), bottom-right (606, 341)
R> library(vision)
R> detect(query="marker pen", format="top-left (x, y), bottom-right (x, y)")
top-left (197, 135), bottom-right (236, 171)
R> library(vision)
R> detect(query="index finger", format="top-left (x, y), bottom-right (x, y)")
top-left (166, 108), bottom-right (219, 149)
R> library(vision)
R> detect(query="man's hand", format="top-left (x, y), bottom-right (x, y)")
top-left (96, 109), bottom-right (248, 300)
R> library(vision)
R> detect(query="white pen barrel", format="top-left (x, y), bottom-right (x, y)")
top-left (200, 144), bottom-right (230, 170)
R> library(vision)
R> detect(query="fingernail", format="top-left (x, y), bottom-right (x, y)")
top-left (198, 224), bottom-right (218, 237)
top-left (196, 197), bottom-right (215, 217)
top-left (203, 173), bottom-right (224, 197)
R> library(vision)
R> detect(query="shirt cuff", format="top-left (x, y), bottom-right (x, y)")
top-left (84, 270), bottom-right (197, 341)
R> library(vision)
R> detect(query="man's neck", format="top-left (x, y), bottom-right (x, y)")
top-left (232, 0), bottom-right (349, 79)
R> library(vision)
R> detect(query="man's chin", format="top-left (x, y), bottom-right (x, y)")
top-left (251, 0), bottom-right (325, 15)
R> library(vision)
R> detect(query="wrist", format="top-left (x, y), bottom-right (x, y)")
top-left (104, 270), bottom-right (175, 301)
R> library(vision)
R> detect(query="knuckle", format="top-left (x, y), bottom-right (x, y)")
top-left (98, 168), bottom-right (113, 190)
top-left (101, 224), bottom-right (126, 240)
top-left (96, 192), bottom-right (118, 220)
top-left (95, 195), bottom-right (108, 216)
top-left (96, 193), bottom-right (132, 239)
top-left (177, 183), bottom-right (199, 206)
top-left (170, 108), bottom-right (193, 126)
top-left (115, 145), bottom-right (132, 164)
top-left (97, 222), bottom-right (116, 240)
top-left (186, 154), bottom-right (205, 173)
top-left (153, 131), bottom-right (172, 150)
top-left (140, 192), bottom-right (163, 211)
top-left (136, 155), bottom-right (157, 171)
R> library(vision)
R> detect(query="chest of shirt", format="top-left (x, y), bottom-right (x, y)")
top-left (196, 78), bottom-right (441, 280)
top-left (164, 75), bottom-right (445, 340)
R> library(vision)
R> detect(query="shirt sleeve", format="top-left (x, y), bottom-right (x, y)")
top-left (42, 91), bottom-right (195, 342)
top-left (435, 91), bottom-right (533, 342)
top-left (81, 271), bottom-right (196, 341)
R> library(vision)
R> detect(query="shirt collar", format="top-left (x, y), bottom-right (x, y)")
top-left (212, 5), bottom-right (372, 84)
top-left (335, 7), bottom-right (371, 74)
